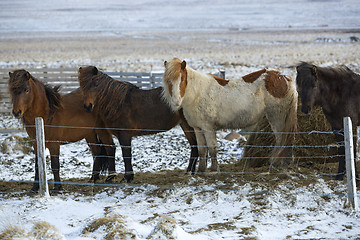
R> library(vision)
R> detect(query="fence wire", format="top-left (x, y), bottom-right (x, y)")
top-left (0, 123), bottom-right (357, 193)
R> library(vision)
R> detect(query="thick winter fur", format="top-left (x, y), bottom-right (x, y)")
top-left (8, 69), bottom-right (116, 192)
top-left (296, 62), bottom-right (360, 180)
top-left (78, 66), bottom-right (199, 182)
top-left (163, 58), bottom-right (298, 171)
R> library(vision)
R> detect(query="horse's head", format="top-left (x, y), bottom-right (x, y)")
top-left (296, 62), bottom-right (319, 115)
top-left (8, 70), bottom-right (34, 119)
top-left (78, 66), bottom-right (99, 112)
top-left (163, 58), bottom-right (187, 111)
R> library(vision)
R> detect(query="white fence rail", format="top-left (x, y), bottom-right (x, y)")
top-left (0, 68), bottom-right (225, 114)
top-left (0, 68), bottom-right (163, 114)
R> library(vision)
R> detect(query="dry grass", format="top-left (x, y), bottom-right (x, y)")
top-left (82, 214), bottom-right (136, 240)
top-left (241, 101), bottom-right (337, 172)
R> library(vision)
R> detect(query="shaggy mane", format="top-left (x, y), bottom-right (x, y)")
top-left (86, 70), bottom-right (137, 121)
top-left (163, 57), bottom-right (182, 84)
top-left (297, 62), bottom-right (360, 85)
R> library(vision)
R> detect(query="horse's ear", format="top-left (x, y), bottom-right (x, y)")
top-left (26, 72), bottom-right (31, 80)
top-left (312, 66), bottom-right (317, 76)
top-left (8, 72), bottom-right (13, 78)
top-left (92, 66), bottom-right (98, 75)
top-left (164, 61), bottom-right (167, 67)
top-left (181, 60), bottom-right (186, 70)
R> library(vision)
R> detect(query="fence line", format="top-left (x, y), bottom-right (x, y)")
top-left (1, 119), bottom-right (357, 203)
top-left (16, 123), bottom-right (342, 135)
top-left (0, 67), bottom-right (225, 114)
top-left (0, 125), bottom-right (349, 166)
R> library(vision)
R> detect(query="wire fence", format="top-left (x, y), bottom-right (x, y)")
top-left (0, 121), bottom-right (355, 195)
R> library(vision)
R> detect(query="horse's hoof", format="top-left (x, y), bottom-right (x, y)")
top-left (210, 166), bottom-right (219, 172)
top-left (50, 188), bottom-right (63, 195)
top-left (88, 176), bottom-right (99, 183)
top-left (105, 173), bottom-right (117, 182)
top-left (335, 174), bottom-right (344, 181)
top-left (120, 174), bottom-right (134, 183)
top-left (27, 188), bottom-right (38, 196)
top-left (196, 171), bottom-right (207, 176)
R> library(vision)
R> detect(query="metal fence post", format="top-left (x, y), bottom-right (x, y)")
top-left (343, 117), bottom-right (358, 210)
top-left (35, 117), bottom-right (50, 197)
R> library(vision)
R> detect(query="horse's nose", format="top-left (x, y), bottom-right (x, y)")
top-left (84, 103), bottom-right (93, 112)
top-left (12, 109), bottom-right (22, 118)
top-left (172, 97), bottom-right (182, 107)
top-left (301, 104), bottom-right (311, 115)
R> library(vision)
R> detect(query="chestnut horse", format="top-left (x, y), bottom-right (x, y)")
top-left (162, 58), bottom-right (298, 172)
top-left (8, 69), bottom-right (116, 192)
top-left (296, 62), bottom-right (360, 180)
top-left (78, 66), bottom-right (198, 182)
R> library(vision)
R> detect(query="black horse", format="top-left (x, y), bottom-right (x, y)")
top-left (296, 62), bottom-right (360, 180)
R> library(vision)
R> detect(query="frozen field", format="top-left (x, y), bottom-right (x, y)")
top-left (1, 0), bottom-right (360, 239)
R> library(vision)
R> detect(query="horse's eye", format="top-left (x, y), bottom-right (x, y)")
top-left (25, 89), bottom-right (30, 94)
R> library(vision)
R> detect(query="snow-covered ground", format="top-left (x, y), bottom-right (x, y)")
top-left (1, 0), bottom-right (360, 239)
top-left (1, 117), bottom-right (360, 239)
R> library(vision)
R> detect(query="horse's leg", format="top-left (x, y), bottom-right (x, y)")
top-left (334, 130), bottom-right (346, 180)
top-left (266, 111), bottom-right (296, 167)
top-left (204, 130), bottom-right (219, 172)
top-left (97, 130), bottom-right (117, 182)
top-left (86, 135), bottom-right (103, 183)
top-left (49, 144), bottom-right (62, 191)
top-left (179, 120), bottom-right (198, 174)
top-left (194, 128), bottom-right (208, 172)
top-left (117, 134), bottom-right (134, 182)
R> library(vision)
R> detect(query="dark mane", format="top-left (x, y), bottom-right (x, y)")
top-left (297, 62), bottom-right (360, 85)
top-left (94, 70), bottom-right (138, 121)
top-left (9, 69), bottom-right (62, 120)
top-left (44, 84), bottom-right (62, 120)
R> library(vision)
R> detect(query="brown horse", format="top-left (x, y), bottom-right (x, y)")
top-left (8, 69), bottom-right (116, 192)
top-left (78, 66), bottom-right (199, 182)
top-left (296, 62), bottom-right (360, 180)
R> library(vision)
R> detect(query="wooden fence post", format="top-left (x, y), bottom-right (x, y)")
top-left (219, 70), bottom-right (225, 79)
top-left (35, 117), bottom-right (50, 197)
top-left (343, 117), bottom-right (358, 210)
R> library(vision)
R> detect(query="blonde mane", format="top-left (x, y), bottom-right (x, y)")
top-left (162, 57), bottom-right (184, 111)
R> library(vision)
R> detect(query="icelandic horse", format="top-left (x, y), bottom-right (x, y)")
top-left (162, 58), bottom-right (298, 172)
top-left (8, 69), bottom-right (116, 192)
top-left (296, 62), bottom-right (360, 180)
top-left (77, 66), bottom-right (198, 182)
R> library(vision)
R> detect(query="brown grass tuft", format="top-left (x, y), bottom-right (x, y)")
top-left (82, 214), bottom-right (136, 240)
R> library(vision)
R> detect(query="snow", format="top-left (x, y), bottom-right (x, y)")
top-left (1, 0), bottom-right (360, 239)
top-left (1, 118), bottom-right (360, 239)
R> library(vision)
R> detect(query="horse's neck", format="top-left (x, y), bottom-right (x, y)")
top-left (186, 68), bottom-right (211, 100)
top-left (316, 70), bottom-right (339, 108)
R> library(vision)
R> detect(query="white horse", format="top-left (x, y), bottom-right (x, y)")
top-left (162, 57), bottom-right (298, 172)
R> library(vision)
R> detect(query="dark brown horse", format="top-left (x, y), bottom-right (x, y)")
top-left (8, 69), bottom-right (116, 192)
top-left (78, 66), bottom-right (199, 182)
top-left (296, 62), bottom-right (360, 180)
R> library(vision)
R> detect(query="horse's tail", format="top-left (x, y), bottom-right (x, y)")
top-left (270, 79), bottom-right (298, 167)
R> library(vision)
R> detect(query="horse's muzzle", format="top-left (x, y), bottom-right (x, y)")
top-left (12, 109), bottom-right (22, 118)
top-left (84, 103), bottom-right (93, 112)
top-left (301, 105), bottom-right (312, 115)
